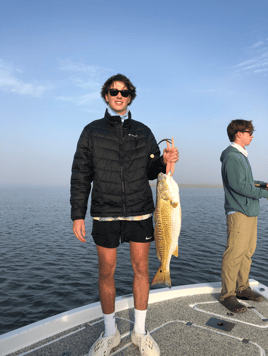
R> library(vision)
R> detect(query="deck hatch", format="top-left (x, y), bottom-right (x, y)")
top-left (206, 317), bottom-right (235, 332)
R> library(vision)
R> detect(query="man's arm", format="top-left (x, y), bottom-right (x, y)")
top-left (70, 127), bottom-right (94, 241)
top-left (254, 182), bottom-right (268, 198)
top-left (225, 156), bottom-right (268, 199)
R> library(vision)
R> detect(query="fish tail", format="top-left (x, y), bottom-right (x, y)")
top-left (151, 266), bottom-right (171, 288)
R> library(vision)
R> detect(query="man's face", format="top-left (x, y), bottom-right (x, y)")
top-left (240, 130), bottom-right (254, 147)
top-left (105, 81), bottom-right (131, 115)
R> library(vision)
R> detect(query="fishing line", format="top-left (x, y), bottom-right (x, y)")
top-left (157, 138), bottom-right (172, 146)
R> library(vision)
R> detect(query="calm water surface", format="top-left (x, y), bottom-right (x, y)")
top-left (1, 185), bottom-right (268, 336)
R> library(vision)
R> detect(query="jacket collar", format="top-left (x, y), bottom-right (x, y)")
top-left (104, 109), bottom-right (132, 129)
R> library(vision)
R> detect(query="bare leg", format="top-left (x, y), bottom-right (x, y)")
top-left (130, 241), bottom-right (151, 310)
top-left (97, 245), bottom-right (117, 314)
top-left (88, 246), bottom-right (120, 356)
top-left (128, 242), bottom-right (160, 355)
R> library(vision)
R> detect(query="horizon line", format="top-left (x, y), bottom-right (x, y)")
top-left (0, 182), bottom-right (223, 189)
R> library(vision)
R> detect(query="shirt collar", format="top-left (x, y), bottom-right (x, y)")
top-left (231, 142), bottom-right (248, 157)
top-left (107, 105), bottom-right (129, 123)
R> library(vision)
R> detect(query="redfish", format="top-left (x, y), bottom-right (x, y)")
top-left (151, 172), bottom-right (181, 288)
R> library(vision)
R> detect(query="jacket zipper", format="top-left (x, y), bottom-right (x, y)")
top-left (119, 125), bottom-right (126, 215)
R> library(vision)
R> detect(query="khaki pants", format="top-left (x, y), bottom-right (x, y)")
top-left (219, 212), bottom-right (257, 300)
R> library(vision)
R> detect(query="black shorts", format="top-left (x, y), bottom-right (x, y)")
top-left (91, 217), bottom-right (154, 248)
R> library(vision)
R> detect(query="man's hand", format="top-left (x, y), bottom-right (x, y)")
top-left (255, 183), bottom-right (268, 191)
top-left (163, 137), bottom-right (179, 175)
top-left (73, 219), bottom-right (86, 242)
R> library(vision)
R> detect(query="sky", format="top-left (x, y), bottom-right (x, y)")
top-left (0, 0), bottom-right (268, 186)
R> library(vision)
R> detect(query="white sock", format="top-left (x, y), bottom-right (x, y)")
top-left (134, 308), bottom-right (147, 335)
top-left (103, 311), bottom-right (116, 337)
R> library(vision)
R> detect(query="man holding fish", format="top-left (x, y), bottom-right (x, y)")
top-left (219, 119), bottom-right (268, 313)
top-left (70, 74), bottom-right (179, 356)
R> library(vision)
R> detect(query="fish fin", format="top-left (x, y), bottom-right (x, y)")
top-left (172, 245), bottom-right (179, 257)
top-left (151, 266), bottom-right (171, 288)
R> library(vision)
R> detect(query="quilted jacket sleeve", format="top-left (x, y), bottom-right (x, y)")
top-left (70, 127), bottom-right (94, 221)
top-left (146, 130), bottom-right (166, 180)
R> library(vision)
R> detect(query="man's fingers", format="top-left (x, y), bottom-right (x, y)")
top-left (81, 226), bottom-right (86, 237)
top-left (166, 162), bottom-right (171, 175)
top-left (168, 151), bottom-right (179, 162)
top-left (79, 236), bottom-right (86, 243)
top-left (166, 162), bottom-right (175, 175)
top-left (171, 163), bottom-right (175, 175)
top-left (75, 231), bottom-right (86, 243)
top-left (163, 138), bottom-right (178, 173)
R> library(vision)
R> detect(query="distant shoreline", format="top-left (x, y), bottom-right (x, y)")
top-left (149, 183), bottom-right (223, 188)
top-left (179, 184), bottom-right (223, 188)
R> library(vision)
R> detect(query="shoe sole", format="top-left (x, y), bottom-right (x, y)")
top-left (220, 300), bottom-right (247, 313)
top-left (236, 294), bottom-right (264, 302)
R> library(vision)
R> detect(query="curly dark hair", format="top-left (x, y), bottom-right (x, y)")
top-left (227, 119), bottom-right (254, 142)
top-left (100, 74), bottom-right (137, 105)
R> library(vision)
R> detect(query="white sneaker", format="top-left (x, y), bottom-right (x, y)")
top-left (88, 326), bottom-right (121, 356)
top-left (131, 329), bottom-right (160, 356)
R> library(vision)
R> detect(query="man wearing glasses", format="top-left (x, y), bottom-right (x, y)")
top-left (70, 74), bottom-right (178, 356)
top-left (219, 119), bottom-right (268, 313)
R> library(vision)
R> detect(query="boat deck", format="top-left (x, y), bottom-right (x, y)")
top-left (1, 280), bottom-right (268, 356)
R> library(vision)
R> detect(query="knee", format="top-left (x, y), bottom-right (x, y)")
top-left (99, 261), bottom-right (116, 280)
top-left (132, 260), bottom-right (149, 276)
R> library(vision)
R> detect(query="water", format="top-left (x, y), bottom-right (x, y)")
top-left (1, 185), bottom-right (268, 336)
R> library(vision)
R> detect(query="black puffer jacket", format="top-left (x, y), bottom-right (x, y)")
top-left (70, 110), bottom-right (166, 221)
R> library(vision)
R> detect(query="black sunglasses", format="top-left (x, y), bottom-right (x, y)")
top-left (238, 130), bottom-right (254, 136)
top-left (108, 89), bottom-right (130, 97)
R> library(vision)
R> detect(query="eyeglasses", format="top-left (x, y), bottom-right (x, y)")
top-left (239, 130), bottom-right (254, 136)
top-left (108, 89), bottom-right (130, 97)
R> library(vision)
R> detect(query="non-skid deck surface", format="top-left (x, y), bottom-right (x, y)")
top-left (7, 293), bottom-right (268, 356)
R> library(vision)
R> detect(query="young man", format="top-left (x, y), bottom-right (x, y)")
top-left (219, 119), bottom-right (268, 313)
top-left (70, 74), bottom-right (179, 356)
